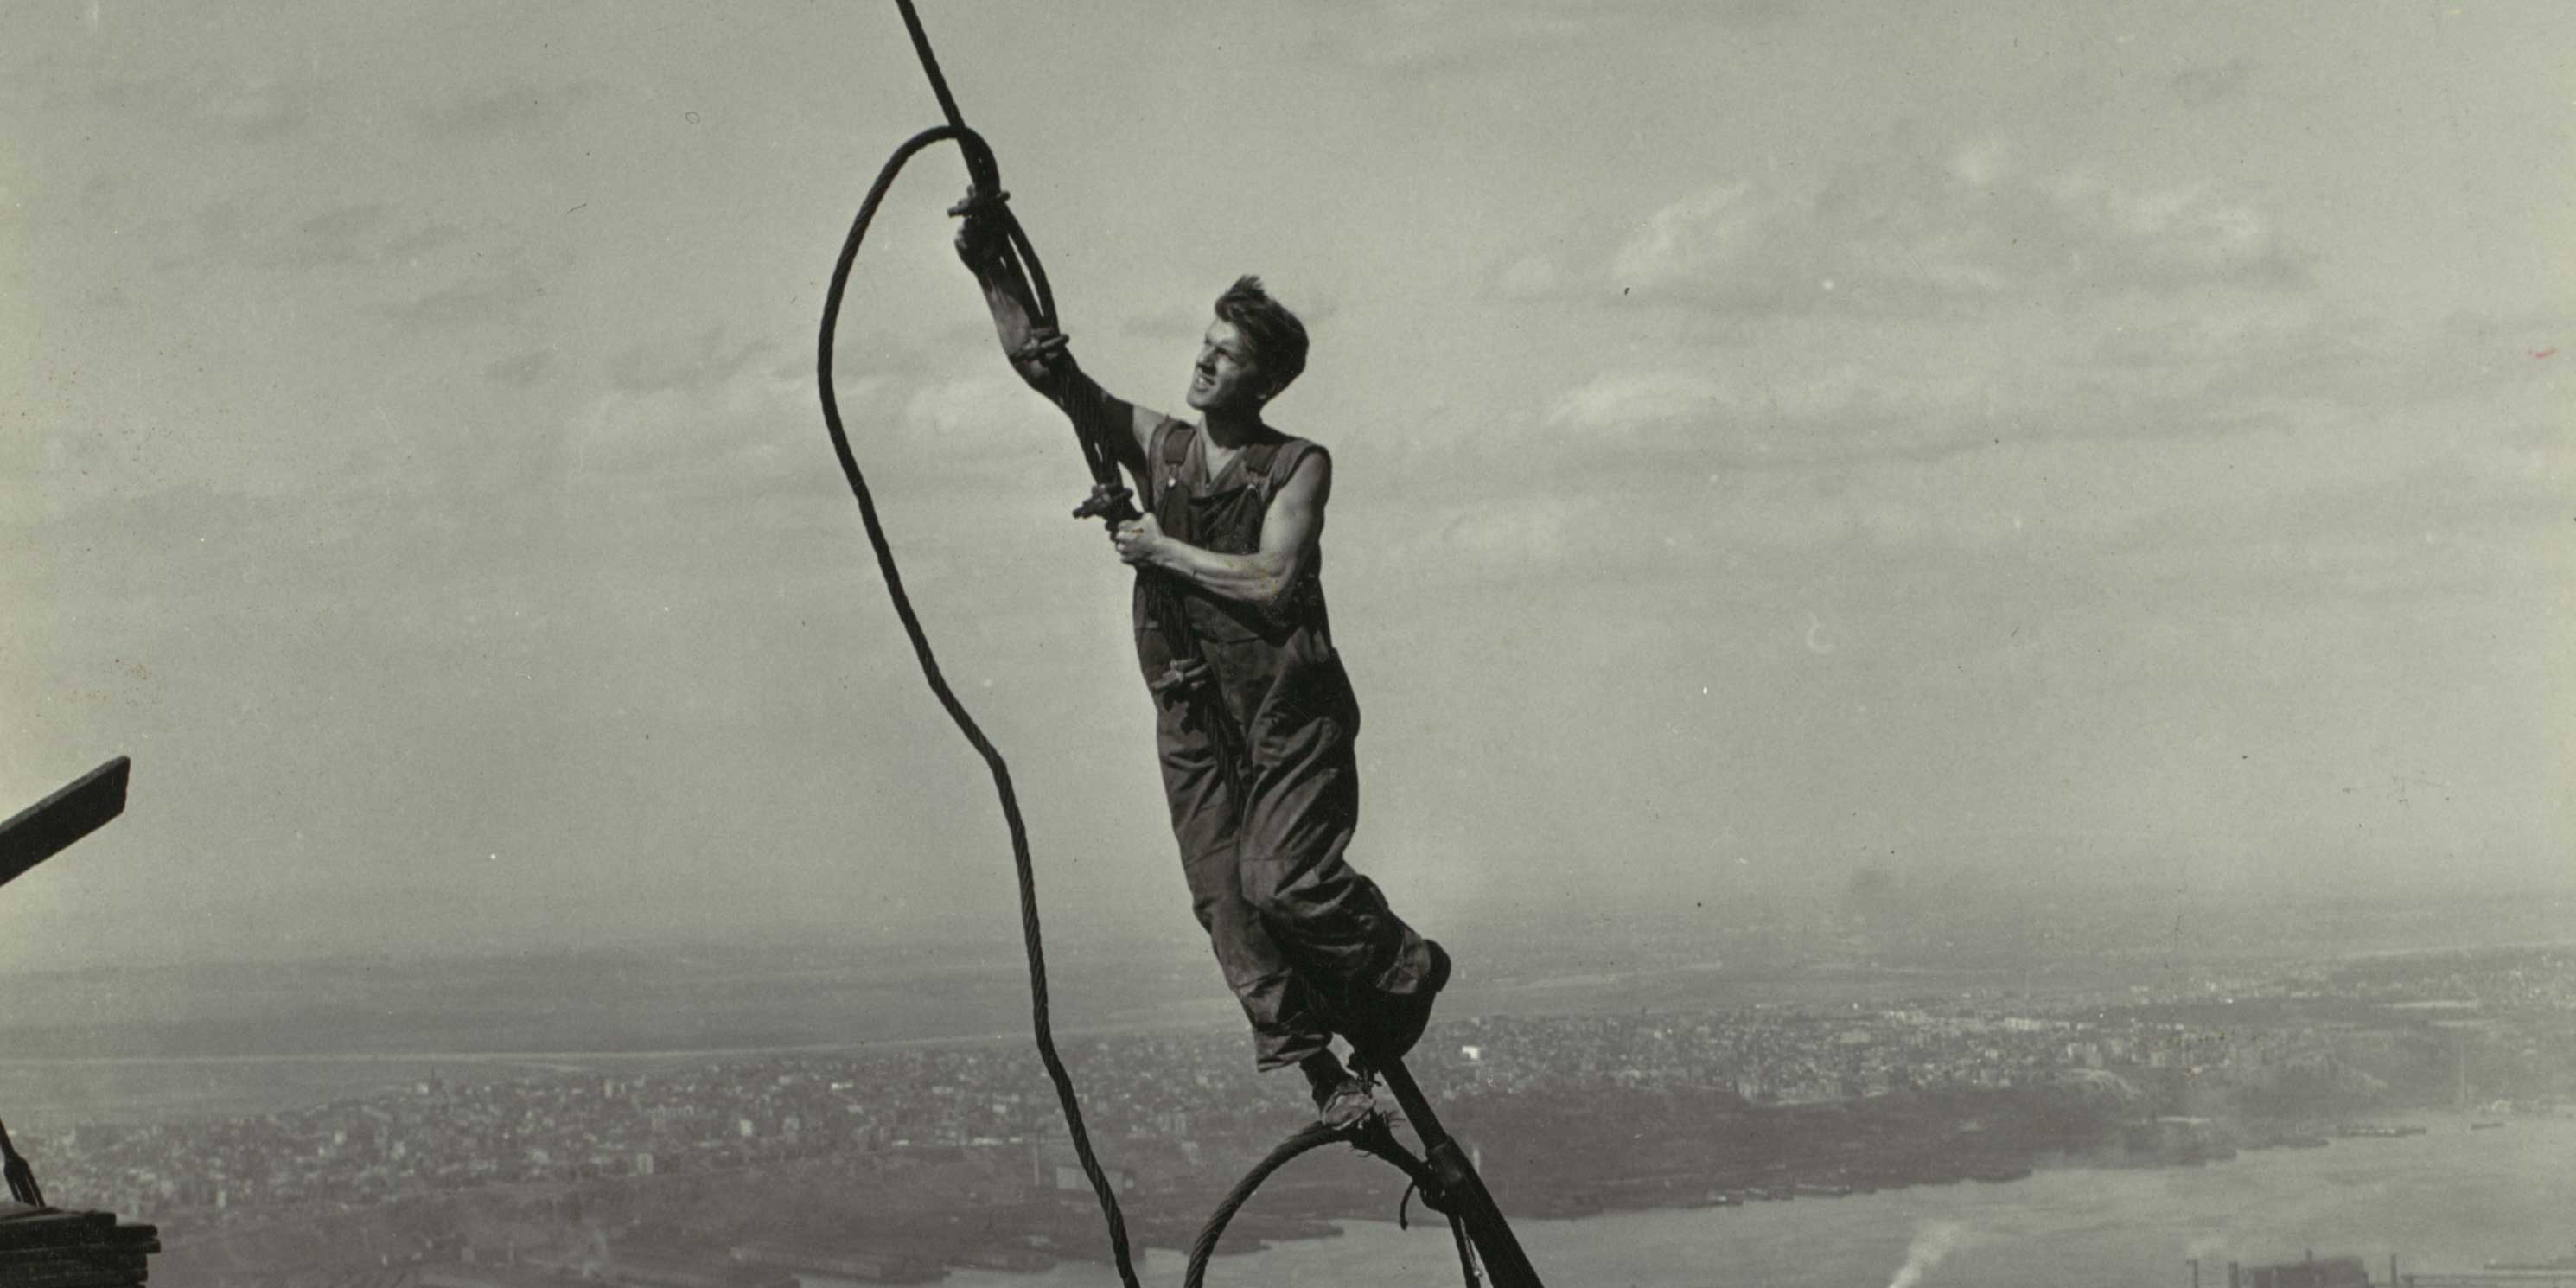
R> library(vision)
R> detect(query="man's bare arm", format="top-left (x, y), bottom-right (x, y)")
top-left (1113, 451), bottom-right (1329, 609)
top-left (955, 217), bottom-right (1158, 476)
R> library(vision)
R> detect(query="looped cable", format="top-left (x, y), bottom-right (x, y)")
top-left (1181, 1113), bottom-right (1479, 1288)
top-left (816, 118), bottom-right (1146, 1288)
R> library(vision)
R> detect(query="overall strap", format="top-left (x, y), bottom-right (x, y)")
top-left (1161, 420), bottom-right (1196, 467)
top-left (1145, 418), bottom-right (1194, 508)
top-left (1248, 437), bottom-right (1323, 502)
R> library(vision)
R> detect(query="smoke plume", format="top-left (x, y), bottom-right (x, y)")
top-left (1885, 1221), bottom-right (1971, 1288)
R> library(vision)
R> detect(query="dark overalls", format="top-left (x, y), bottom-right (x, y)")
top-left (1134, 419), bottom-right (1441, 1070)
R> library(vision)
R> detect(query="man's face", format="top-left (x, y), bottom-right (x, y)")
top-left (1185, 319), bottom-right (1266, 414)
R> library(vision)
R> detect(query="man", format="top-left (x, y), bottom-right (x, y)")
top-left (956, 202), bottom-right (1447, 1127)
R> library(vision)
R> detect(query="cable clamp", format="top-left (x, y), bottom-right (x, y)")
top-left (1149, 658), bottom-right (1213, 698)
top-left (1014, 328), bottom-right (1072, 370)
top-left (1071, 481), bottom-right (1136, 525)
top-left (944, 186), bottom-right (1011, 219)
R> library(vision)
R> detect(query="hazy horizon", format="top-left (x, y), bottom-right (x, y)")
top-left (7, 3), bottom-right (2569, 974)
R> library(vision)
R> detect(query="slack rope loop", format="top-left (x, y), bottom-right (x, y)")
top-left (1183, 1116), bottom-right (1478, 1288)
top-left (816, 15), bottom-right (1485, 1286)
top-left (813, 121), bottom-right (1144, 1288)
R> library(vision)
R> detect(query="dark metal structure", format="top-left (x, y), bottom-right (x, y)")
top-left (0, 755), bottom-right (145, 1277)
top-left (0, 757), bottom-right (130, 893)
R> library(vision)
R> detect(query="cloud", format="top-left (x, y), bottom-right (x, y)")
top-left (2170, 57), bottom-right (2257, 107)
top-left (2041, 169), bottom-right (2301, 287)
top-left (290, 202), bottom-right (394, 266)
top-left (565, 348), bottom-right (1059, 500)
top-left (1495, 254), bottom-right (1566, 299)
top-left (1124, 285), bottom-right (1338, 339)
top-left (0, 172), bottom-right (113, 239)
top-left (1295, 0), bottom-right (1795, 74)
top-left (1584, 135), bottom-right (2306, 312)
top-left (1531, 296), bottom-right (2573, 494)
top-left (1430, 392), bottom-right (2560, 590)
top-left (1119, 303), bottom-right (1210, 342)
top-left (570, 356), bottom-right (812, 490)
top-left (1546, 371), bottom-right (1733, 435)
top-left (1314, 6), bottom-right (1592, 73)
top-left (2112, 447), bottom-right (2571, 584)
top-left (143, 193), bottom-right (469, 277)
top-left (385, 224), bottom-right (467, 260)
top-left (901, 372), bottom-right (1062, 453)
top-left (1522, 341), bottom-right (2565, 619)
top-left (608, 328), bottom-right (776, 395)
top-left (379, 266), bottom-right (546, 331)
top-left (415, 78), bottom-right (596, 140)
top-left (1431, 494), bottom-right (1579, 565)
top-left (485, 348), bottom-right (558, 389)
top-left (1541, 353), bottom-right (2016, 469)
top-left (89, 63), bottom-right (317, 141)
top-left (2091, 303), bottom-right (2576, 447)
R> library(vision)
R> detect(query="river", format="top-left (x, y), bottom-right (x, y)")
top-left (946, 1114), bottom-right (2576, 1288)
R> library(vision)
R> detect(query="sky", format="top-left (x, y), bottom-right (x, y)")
top-left (3, 1), bottom-right (2569, 973)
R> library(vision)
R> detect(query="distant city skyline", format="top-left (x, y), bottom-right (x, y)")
top-left (5, 2), bottom-right (2569, 972)
top-left (23, 943), bottom-right (2575, 1285)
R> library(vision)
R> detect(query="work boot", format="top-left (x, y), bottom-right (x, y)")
top-left (1352, 939), bottom-right (1451, 1074)
top-left (1300, 1050), bottom-right (1374, 1131)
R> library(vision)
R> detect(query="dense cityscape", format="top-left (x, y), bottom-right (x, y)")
top-left (19, 945), bottom-right (2572, 1288)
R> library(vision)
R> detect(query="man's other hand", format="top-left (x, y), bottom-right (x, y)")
top-left (1112, 513), bottom-right (1166, 566)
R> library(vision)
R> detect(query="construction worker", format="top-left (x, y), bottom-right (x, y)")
top-left (956, 202), bottom-right (1447, 1127)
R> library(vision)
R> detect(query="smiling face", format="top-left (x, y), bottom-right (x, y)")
top-left (1185, 319), bottom-right (1267, 414)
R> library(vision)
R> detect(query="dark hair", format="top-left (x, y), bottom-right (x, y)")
top-left (1214, 275), bottom-right (1309, 399)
